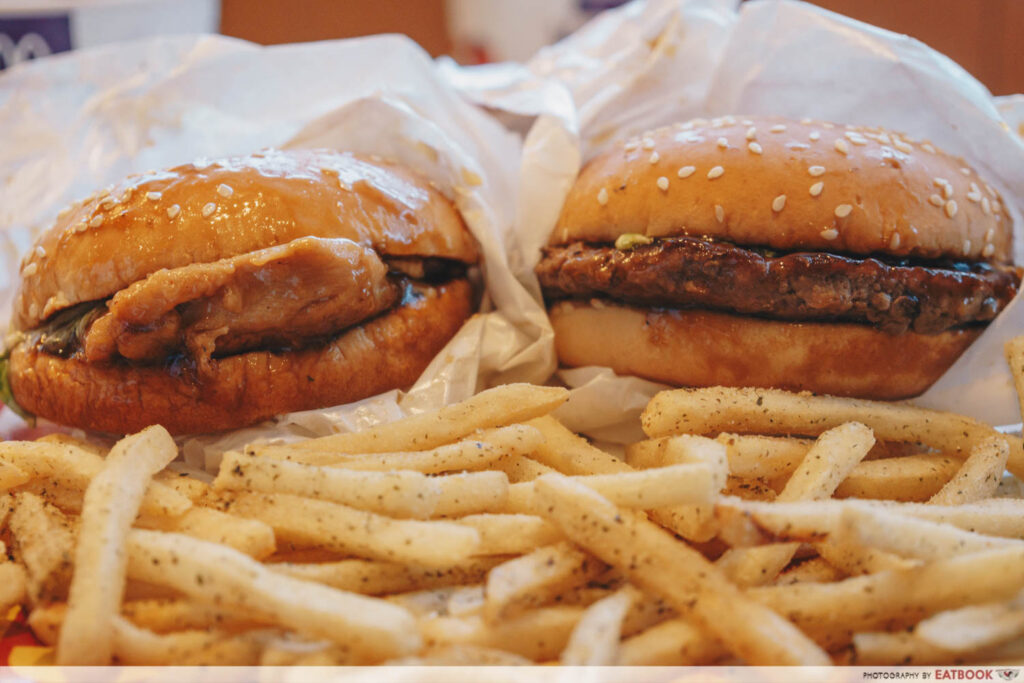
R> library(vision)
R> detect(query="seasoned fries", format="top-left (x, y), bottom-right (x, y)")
top-left (0, 379), bottom-right (1021, 667)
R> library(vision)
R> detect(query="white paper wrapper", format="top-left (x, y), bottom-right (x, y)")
top-left (482, 0), bottom-right (1024, 436)
top-left (0, 33), bottom-right (554, 455)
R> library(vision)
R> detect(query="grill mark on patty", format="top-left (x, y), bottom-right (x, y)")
top-left (536, 237), bottom-right (1020, 335)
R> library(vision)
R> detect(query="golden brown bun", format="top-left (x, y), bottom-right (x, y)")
top-left (553, 116), bottom-right (1011, 263)
top-left (15, 149), bottom-right (478, 330)
top-left (549, 299), bottom-right (980, 400)
top-left (9, 280), bottom-right (474, 436)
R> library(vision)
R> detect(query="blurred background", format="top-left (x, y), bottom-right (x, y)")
top-left (0, 0), bottom-right (1021, 95)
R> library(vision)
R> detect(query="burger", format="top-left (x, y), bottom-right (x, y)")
top-left (1, 149), bottom-right (479, 434)
top-left (536, 116), bottom-right (1020, 399)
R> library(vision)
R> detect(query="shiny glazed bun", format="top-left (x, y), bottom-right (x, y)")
top-left (537, 116), bottom-right (1019, 399)
top-left (5, 150), bottom-right (479, 434)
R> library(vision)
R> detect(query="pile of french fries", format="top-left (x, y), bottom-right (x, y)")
top-left (0, 374), bottom-right (1022, 666)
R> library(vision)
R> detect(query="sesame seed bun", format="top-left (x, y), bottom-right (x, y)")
top-left (549, 299), bottom-right (980, 401)
top-left (553, 116), bottom-right (1011, 262)
top-left (9, 279), bottom-right (474, 435)
top-left (14, 149), bottom-right (478, 331)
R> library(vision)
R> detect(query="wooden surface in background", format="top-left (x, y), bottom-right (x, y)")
top-left (219, 0), bottom-right (1022, 96)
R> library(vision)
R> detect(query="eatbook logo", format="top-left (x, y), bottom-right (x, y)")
top-left (0, 32), bottom-right (52, 68)
top-left (998, 671), bottom-right (1019, 681)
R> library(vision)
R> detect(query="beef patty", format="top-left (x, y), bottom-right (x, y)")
top-left (536, 236), bottom-right (1020, 335)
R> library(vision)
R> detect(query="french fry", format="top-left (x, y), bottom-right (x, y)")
top-left (252, 425), bottom-right (543, 474)
top-left (419, 605), bottom-right (584, 661)
top-left (271, 556), bottom-right (503, 595)
top-left (1005, 334), bottom-right (1024, 426)
top-left (560, 585), bottom-right (637, 665)
top-left (814, 535), bottom-right (917, 576)
top-left (11, 479), bottom-right (84, 514)
top-left (8, 492), bottom-right (76, 603)
top-left (532, 474), bottom-right (830, 665)
top-left (484, 542), bottom-right (603, 621)
top-left (214, 451), bottom-right (442, 518)
top-left (623, 434), bottom-right (728, 486)
top-left (750, 546), bottom-right (1024, 648)
top-left (216, 491), bottom-right (479, 567)
top-left (387, 644), bottom-right (533, 666)
top-left (929, 436), bottom-right (1009, 504)
top-left (111, 617), bottom-right (264, 665)
top-left (852, 632), bottom-right (961, 666)
top-left (121, 598), bottom-right (271, 634)
top-left (618, 617), bottom-right (725, 666)
top-left (125, 529), bottom-right (420, 659)
top-left (490, 453), bottom-right (558, 483)
top-left (837, 505), bottom-right (1023, 560)
top-left (287, 384), bottom-right (568, 453)
top-left (0, 460), bottom-right (30, 491)
top-left (712, 434), bottom-right (812, 480)
top-left (641, 387), bottom-right (1023, 478)
top-left (0, 440), bottom-right (191, 518)
top-left (914, 592), bottom-right (1024, 653)
top-left (834, 454), bottom-right (962, 501)
top-left (134, 506), bottom-right (276, 559)
top-left (58, 425), bottom-right (179, 665)
top-left (457, 514), bottom-right (563, 555)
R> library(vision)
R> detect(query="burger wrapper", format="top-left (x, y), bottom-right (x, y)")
top-left (0, 34), bottom-right (554, 466)
top-left (461, 0), bottom-right (1024, 439)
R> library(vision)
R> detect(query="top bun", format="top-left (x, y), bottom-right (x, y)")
top-left (553, 116), bottom-right (1012, 263)
top-left (14, 149), bottom-right (478, 330)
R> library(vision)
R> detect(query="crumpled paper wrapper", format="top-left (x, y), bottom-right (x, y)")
top-left (465, 0), bottom-right (1024, 439)
top-left (0, 33), bottom-right (554, 465)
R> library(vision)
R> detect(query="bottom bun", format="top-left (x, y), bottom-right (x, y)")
top-left (10, 279), bottom-right (474, 435)
top-left (549, 300), bottom-right (980, 400)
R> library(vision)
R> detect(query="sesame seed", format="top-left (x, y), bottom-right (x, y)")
top-left (656, 176), bottom-right (669, 191)
top-left (100, 197), bottom-right (117, 210)
top-left (772, 195), bottom-right (787, 212)
top-left (967, 191), bottom-right (982, 202)
top-left (167, 204), bottom-right (181, 219)
top-left (808, 131), bottom-right (821, 141)
top-left (985, 227), bottom-right (996, 242)
top-left (746, 127), bottom-right (757, 140)
top-left (642, 138), bottom-right (655, 150)
top-left (787, 143), bottom-right (810, 151)
top-left (928, 194), bottom-right (944, 207)
top-left (34, 245), bottom-right (45, 258)
top-left (800, 117), bottom-right (812, 125)
top-left (960, 167), bottom-right (971, 176)
top-left (217, 183), bottom-right (234, 198)
top-left (707, 166), bottom-right (724, 179)
top-left (982, 243), bottom-right (995, 258)
top-left (921, 143), bottom-right (936, 154)
top-left (942, 184), bottom-right (953, 200)
top-left (597, 188), bottom-right (609, 206)
top-left (992, 199), bottom-right (1002, 214)
top-left (893, 140), bottom-right (913, 154)
top-left (741, 119), bottom-right (753, 126)
top-left (748, 142), bottom-right (763, 155)
top-left (202, 202), bottom-right (217, 217)
top-left (75, 222), bottom-right (87, 233)
top-left (845, 131), bottom-right (868, 145)
top-left (649, 151), bottom-right (660, 164)
top-left (624, 140), bottom-right (639, 151)
top-left (717, 137), bottom-right (729, 149)
top-left (889, 232), bottom-right (901, 249)
top-left (677, 166), bottom-right (696, 179)
top-left (834, 139), bottom-right (850, 155)
top-left (944, 200), bottom-right (958, 218)
top-left (146, 191), bottom-right (162, 201)
top-left (808, 165), bottom-right (826, 177)
top-left (970, 182), bottom-right (980, 194)
top-left (714, 205), bottom-right (725, 223)
top-left (834, 204), bottom-right (853, 218)
top-left (820, 228), bottom-right (839, 240)
top-left (89, 215), bottom-right (104, 228)
top-left (770, 124), bottom-right (786, 133)
top-left (962, 239), bottom-right (971, 255)
top-left (822, 122), bottom-right (836, 129)
top-left (809, 181), bottom-right (824, 197)
top-left (878, 133), bottom-right (892, 145)
top-left (932, 177), bottom-right (948, 188)
top-left (22, 262), bottom-right (38, 277)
